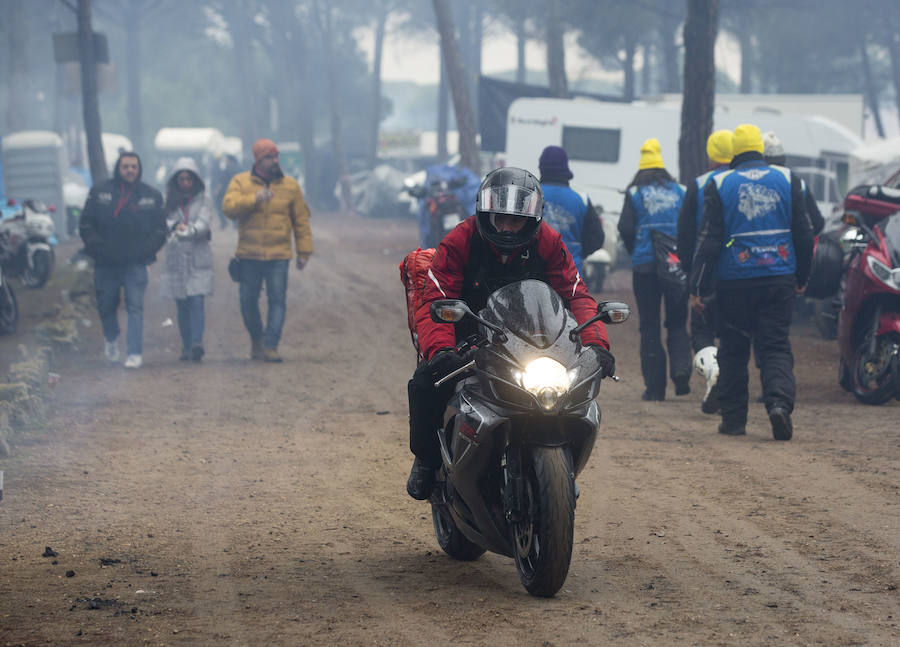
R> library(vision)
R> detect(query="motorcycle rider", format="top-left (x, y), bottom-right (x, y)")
top-left (618, 138), bottom-right (691, 401)
top-left (689, 124), bottom-right (814, 440)
top-left (676, 130), bottom-right (734, 414)
top-left (538, 145), bottom-right (606, 275)
top-left (406, 167), bottom-right (615, 500)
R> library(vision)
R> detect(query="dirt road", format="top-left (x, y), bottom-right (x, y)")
top-left (0, 210), bottom-right (897, 646)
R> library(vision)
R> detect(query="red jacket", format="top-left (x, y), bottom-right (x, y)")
top-left (415, 216), bottom-right (610, 360)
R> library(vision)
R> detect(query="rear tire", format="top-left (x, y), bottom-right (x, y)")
top-left (431, 495), bottom-right (485, 561)
top-left (512, 446), bottom-right (575, 598)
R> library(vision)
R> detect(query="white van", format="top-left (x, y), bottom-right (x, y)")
top-left (153, 127), bottom-right (226, 188)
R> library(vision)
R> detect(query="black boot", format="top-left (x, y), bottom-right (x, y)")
top-left (718, 420), bottom-right (746, 436)
top-left (406, 457), bottom-right (437, 500)
top-left (674, 376), bottom-right (691, 396)
top-left (769, 406), bottom-right (793, 441)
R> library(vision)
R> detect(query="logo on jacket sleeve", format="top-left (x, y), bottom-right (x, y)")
top-left (737, 183), bottom-right (779, 221)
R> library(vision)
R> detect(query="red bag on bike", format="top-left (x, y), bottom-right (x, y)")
top-left (399, 247), bottom-right (436, 363)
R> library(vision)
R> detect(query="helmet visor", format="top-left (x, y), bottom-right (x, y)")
top-left (478, 184), bottom-right (542, 219)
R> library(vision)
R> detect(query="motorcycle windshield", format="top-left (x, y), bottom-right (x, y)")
top-left (879, 213), bottom-right (900, 267)
top-left (481, 280), bottom-right (566, 349)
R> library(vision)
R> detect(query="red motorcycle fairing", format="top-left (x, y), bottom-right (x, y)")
top-left (876, 310), bottom-right (900, 337)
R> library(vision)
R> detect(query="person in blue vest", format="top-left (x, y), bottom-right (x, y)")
top-left (618, 138), bottom-right (690, 401)
top-left (676, 130), bottom-right (733, 414)
top-left (537, 145), bottom-right (605, 276)
top-left (689, 124), bottom-right (814, 441)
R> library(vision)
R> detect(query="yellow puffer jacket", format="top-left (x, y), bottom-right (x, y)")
top-left (222, 171), bottom-right (313, 261)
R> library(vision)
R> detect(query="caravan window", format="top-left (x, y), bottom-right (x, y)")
top-left (562, 126), bottom-right (620, 163)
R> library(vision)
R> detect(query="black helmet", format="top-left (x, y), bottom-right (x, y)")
top-left (475, 167), bottom-right (544, 254)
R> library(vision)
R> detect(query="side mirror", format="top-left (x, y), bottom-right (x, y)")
top-left (430, 299), bottom-right (471, 323)
top-left (597, 301), bottom-right (630, 324)
top-left (429, 299), bottom-right (507, 342)
top-left (570, 300), bottom-right (631, 341)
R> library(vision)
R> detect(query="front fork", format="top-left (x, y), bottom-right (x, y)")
top-left (502, 446), bottom-right (527, 523)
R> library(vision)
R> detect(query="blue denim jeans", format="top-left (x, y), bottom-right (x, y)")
top-left (176, 295), bottom-right (205, 349)
top-left (238, 259), bottom-right (289, 349)
top-left (94, 263), bottom-right (148, 356)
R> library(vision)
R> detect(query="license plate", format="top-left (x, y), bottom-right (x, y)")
top-left (443, 214), bottom-right (461, 230)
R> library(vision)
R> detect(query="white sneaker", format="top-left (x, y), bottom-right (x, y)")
top-left (104, 340), bottom-right (120, 362)
top-left (123, 354), bottom-right (143, 369)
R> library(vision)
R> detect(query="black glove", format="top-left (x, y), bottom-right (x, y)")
top-left (588, 345), bottom-right (616, 378)
top-left (427, 347), bottom-right (469, 382)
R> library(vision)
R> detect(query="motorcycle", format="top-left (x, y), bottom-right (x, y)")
top-left (0, 232), bottom-right (19, 335)
top-left (836, 185), bottom-right (900, 405)
top-left (425, 279), bottom-right (630, 597)
top-left (0, 198), bottom-right (57, 289)
top-left (408, 173), bottom-right (471, 249)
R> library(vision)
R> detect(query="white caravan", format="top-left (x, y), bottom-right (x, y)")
top-left (505, 97), bottom-right (864, 235)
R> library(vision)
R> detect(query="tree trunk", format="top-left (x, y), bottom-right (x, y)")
top-left (882, 11), bottom-right (900, 132)
top-left (545, 3), bottom-right (568, 97)
top-left (660, 13), bottom-right (681, 93)
top-left (226, 1), bottom-right (258, 155)
top-left (438, 57), bottom-right (449, 159)
top-left (78, 0), bottom-right (107, 183)
top-left (859, 32), bottom-right (885, 139)
top-left (368, 7), bottom-right (388, 169)
top-left (7, 0), bottom-right (29, 132)
top-left (471, 4), bottom-right (482, 129)
top-left (314, 1), bottom-right (353, 210)
top-left (679, 0), bottom-right (718, 185)
top-left (432, 0), bottom-right (478, 172)
top-left (623, 36), bottom-right (637, 101)
top-left (124, 0), bottom-right (145, 155)
top-left (640, 40), bottom-right (652, 97)
top-left (515, 14), bottom-right (526, 84)
top-left (737, 29), bottom-right (753, 93)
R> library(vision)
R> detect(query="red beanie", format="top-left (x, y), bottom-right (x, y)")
top-left (252, 138), bottom-right (278, 162)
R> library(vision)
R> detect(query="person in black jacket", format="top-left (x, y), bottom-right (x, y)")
top-left (690, 124), bottom-right (814, 441)
top-left (79, 152), bottom-right (167, 369)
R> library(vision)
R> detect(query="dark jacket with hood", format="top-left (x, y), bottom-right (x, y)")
top-left (79, 152), bottom-right (167, 266)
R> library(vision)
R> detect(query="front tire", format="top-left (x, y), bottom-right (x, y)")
top-left (512, 446), bottom-right (575, 597)
top-left (850, 335), bottom-right (897, 405)
top-left (22, 248), bottom-right (53, 289)
top-left (0, 281), bottom-right (18, 334)
top-left (431, 499), bottom-right (485, 561)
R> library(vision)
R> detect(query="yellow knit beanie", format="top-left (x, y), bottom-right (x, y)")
top-left (706, 130), bottom-right (734, 165)
top-left (638, 138), bottom-right (665, 170)
top-left (732, 124), bottom-right (764, 156)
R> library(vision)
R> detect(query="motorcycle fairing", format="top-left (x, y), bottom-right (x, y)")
top-left (876, 310), bottom-right (900, 337)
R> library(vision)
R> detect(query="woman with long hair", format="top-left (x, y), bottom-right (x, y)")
top-left (161, 157), bottom-right (215, 361)
top-left (617, 139), bottom-right (691, 401)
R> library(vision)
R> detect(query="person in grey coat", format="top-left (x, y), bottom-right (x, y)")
top-left (160, 157), bottom-right (215, 361)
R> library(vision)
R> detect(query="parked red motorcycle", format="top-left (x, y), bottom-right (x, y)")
top-left (837, 185), bottom-right (900, 404)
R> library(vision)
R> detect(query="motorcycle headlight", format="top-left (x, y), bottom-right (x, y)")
top-left (516, 357), bottom-right (573, 410)
top-left (867, 256), bottom-right (900, 291)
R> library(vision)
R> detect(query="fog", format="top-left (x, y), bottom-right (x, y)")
top-left (1, 0), bottom-right (898, 197)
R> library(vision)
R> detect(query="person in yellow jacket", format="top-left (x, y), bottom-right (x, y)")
top-left (222, 138), bottom-right (313, 362)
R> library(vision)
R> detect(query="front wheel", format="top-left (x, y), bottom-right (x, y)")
top-left (512, 446), bottom-right (575, 597)
top-left (0, 280), bottom-right (18, 334)
top-left (850, 334), bottom-right (898, 405)
top-left (22, 248), bottom-right (53, 289)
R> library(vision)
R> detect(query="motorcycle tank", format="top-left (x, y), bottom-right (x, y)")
top-left (481, 280), bottom-right (567, 349)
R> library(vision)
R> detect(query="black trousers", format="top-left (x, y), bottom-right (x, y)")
top-left (690, 306), bottom-right (717, 352)
top-left (716, 283), bottom-right (796, 426)
top-left (632, 271), bottom-right (692, 397)
top-left (408, 361), bottom-right (454, 467)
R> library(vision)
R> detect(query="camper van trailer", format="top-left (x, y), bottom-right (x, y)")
top-left (505, 97), bottom-right (863, 222)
